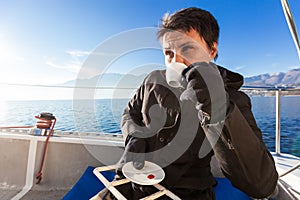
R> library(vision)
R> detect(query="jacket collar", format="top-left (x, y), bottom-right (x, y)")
top-left (217, 65), bottom-right (244, 90)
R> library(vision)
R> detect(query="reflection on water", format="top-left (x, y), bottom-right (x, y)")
top-left (0, 96), bottom-right (299, 157)
top-left (250, 96), bottom-right (300, 156)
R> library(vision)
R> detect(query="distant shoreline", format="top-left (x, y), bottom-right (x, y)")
top-left (242, 90), bottom-right (300, 96)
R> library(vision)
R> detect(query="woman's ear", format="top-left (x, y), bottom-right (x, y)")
top-left (210, 42), bottom-right (218, 59)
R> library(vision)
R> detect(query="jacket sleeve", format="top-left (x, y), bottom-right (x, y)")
top-left (203, 90), bottom-right (278, 198)
top-left (121, 83), bottom-right (146, 140)
top-left (121, 72), bottom-right (165, 141)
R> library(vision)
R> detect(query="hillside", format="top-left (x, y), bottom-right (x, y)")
top-left (244, 68), bottom-right (300, 87)
top-left (60, 68), bottom-right (300, 91)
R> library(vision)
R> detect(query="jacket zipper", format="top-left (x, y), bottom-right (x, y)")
top-left (220, 125), bottom-right (234, 150)
top-left (207, 122), bottom-right (234, 150)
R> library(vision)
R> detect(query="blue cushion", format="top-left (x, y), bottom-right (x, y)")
top-left (63, 167), bottom-right (250, 200)
top-left (214, 177), bottom-right (251, 200)
top-left (62, 166), bottom-right (115, 200)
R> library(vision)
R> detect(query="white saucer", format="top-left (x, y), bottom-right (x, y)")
top-left (122, 161), bottom-right (165, 185)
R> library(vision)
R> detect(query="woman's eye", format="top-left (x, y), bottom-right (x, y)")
top-left (181, 45), bottom-right (193, 53)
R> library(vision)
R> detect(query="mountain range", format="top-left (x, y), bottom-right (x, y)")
top-left (61, 68), bottom-right (300, 88)
top-left (244, 68), bottom-right (300, 87)
top-left (61, 73), bottom-right (146, 88)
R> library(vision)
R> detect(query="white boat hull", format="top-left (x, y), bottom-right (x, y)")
top-left (0, 131), bottom-right (299, 199)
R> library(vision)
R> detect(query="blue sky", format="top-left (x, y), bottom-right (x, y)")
top-left (0, 0), bottom-right (299, 100)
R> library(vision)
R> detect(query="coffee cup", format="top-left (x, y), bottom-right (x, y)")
top-left (166, 62), bottom-right (187, 88)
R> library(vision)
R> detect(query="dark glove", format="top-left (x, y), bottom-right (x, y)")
top-left (123, 136), bottom-right (146, 170)
top-left (180, 62), bottom-right (228, 124)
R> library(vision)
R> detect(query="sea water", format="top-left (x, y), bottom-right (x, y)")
top-left (0, 96), bottom-right (299, 157)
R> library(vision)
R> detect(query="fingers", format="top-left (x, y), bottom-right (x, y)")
top-left (133, 160), bottom-right (145, 170)
top-left (124, 136), bottom-right (146, 169)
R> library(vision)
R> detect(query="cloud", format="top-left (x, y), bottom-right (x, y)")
top-left (288, 65), bottom-right (300, 70)
top-left (66, 50), bottom-right (90, 57)
top-left (66, 49), bottom-right (120, 57)
top-left (45, 49), bottom-right (123, 78)
top-left (265, 53), bottom-right (273, 57)
top-left (234, 65), bottom-right (246, 70)
top-left (45, 49), bottom-right (89, 73)
top-left (45, 59), bottom-right (81, 73)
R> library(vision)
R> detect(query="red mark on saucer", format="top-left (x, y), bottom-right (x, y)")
top-left (147, 174), bottom-right (155, 179)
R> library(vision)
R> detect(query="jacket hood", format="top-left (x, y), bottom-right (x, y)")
top-left (217, 65), bottom-right (244, 90)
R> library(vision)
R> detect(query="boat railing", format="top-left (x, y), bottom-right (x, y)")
top-left (1, 84), bottom-right (299, 156)
top-left (240, 86), bottom-right (300, 155)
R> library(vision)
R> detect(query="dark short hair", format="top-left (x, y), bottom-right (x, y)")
top-left (157, 7), bottom-right (219, 59)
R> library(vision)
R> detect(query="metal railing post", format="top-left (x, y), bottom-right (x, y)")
top-left (275, 89), bottom-right (281, 155)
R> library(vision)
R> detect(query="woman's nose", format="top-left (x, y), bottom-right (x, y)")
top-left (171, 53), bottom-right (185, 63)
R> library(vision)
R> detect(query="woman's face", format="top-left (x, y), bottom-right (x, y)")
top-left (162, 29), bottom-right (218, 67)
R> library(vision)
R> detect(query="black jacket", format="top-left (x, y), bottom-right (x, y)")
top-left (121, 66), bottom-right (278, 198)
